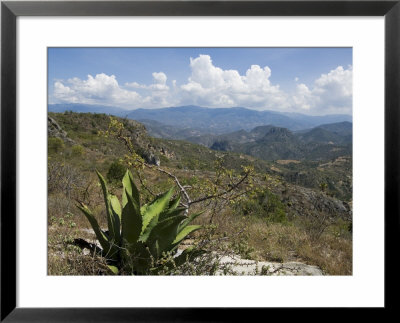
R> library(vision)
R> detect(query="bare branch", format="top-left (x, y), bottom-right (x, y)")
top-left (189, 171), bottom-right (250, 205)
top-left (111, 122), bottom-right (252, 216)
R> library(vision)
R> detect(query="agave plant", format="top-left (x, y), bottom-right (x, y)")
top-left (77, 169), bottom-right (203, 275)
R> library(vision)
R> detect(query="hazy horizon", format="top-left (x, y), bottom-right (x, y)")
top-left (48, 102), bottom-right (353, 118)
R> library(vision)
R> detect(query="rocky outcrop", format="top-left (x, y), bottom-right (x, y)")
top-left (48, 116), bottom-right (74, 144)
top-left (173, 250), bottom-right (324, 276)
top-left (216, 254), bottom-right (324, 275)
top-left (123, 120), bottom-right (164, 166)
top-left (142, 151), bottom-right (160, 166)
top-left (280, 184), bottom-right (352, 221)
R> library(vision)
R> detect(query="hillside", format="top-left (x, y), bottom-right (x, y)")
top-left (185, 122), bottom-right (352, 162)
top-left (48, 112), bottom-right (353, 276)
top-left (48, 104), bottom-right (352, 133)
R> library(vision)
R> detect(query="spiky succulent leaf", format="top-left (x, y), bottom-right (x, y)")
top-left (138, 213), bottom-right (159, 243)
top-left (107, 265), bottom-right (119, 275)
top-left (122, 170), bottom-right (140, 209)
top-left (141, 188), bottom-right (174, 234)
top-left (109, 194), bottom-right (121, 244)
top-left (168, 195), bottom-right (181, 210)
top-left (178, 211), bottom-right (204, 232)
top-left (158, 207), bottom-right (186, 223)
top-left (121, 189), bottom-right (142, 246)
top-left (147, 215), bottom-right (186, 258)
top-left (139, 209), bottom-right (185, 244)
top-left (76, 204), bottom-right (110, 253)
top-left (172, 225), bottom-right (202, 246)
top-left (110, 194), bottom-right (121, 220)
top-left (96, 170), bottom-right (119, 242)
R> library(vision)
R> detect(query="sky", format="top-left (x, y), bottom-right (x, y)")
top-left (48, 47), bottom-right (352, 115)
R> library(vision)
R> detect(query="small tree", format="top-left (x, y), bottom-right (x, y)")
top-left (107, 160), bottom-right (126, 183)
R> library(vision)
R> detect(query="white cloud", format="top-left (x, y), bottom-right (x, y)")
top-left (292, 65), bottom-right (352, 114)
top-left (53, 73), bottom-right (142, 107)
top-left (125, 72), bottom-right (169, 92)
top-left (180, 55), bottom-right (288, 109)
top-left (51, 56), bottom-right (352, 115)
top-left (152, 72), bottom-right (167, 85)
top-left (53, 73), bottom-right (172, 108)
top-left (293, 83), bottom-right (313, 110)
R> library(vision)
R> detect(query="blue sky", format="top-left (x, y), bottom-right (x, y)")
top-left (48, 47), bottom-right (352, 115)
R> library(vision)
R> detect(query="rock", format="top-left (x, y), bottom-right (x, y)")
top-left (143, 151), bottom-right (160, 166)
top-left (215, 254), bottom-right (324, 276)
top-left (48, 116), bottom-right (74, 144)
top-left (281, 184), bottom-right (352, 221)
top-left (173, 249), bottom-right (324, 276)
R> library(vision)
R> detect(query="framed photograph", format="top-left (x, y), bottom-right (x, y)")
top-left (1, 0), bottom-right (399, 320)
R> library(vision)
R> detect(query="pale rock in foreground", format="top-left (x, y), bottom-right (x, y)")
top-left (216, 254), bottom-right (324, 276)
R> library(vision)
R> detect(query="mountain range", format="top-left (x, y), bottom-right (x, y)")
top-left (185, 122), bottom-right (352, 161)
top-left (48, 104), bottom-right (352, 134)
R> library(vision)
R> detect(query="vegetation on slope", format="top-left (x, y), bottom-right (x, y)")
top-left (48, 112), bottom-right (352, 275)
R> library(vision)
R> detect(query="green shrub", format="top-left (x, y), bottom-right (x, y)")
top-left (107, 161), bottom-right (126, 183)
top-left (71, 145), bottom-right (85, 157)
top-left (262, 191), bottom-right (287, 224)
top-left (238, 190), bottom-right (287, 224)
top-left (77, 169), bottom-right (204, 275)
top-left (48, 137), bottom-right (65, 154)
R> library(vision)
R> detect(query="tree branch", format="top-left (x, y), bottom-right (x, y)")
top-left (189, 171), bottom-right (250, 205)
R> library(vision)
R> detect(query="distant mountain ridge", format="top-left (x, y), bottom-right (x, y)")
top-left (187, 122), bottom-right (352, 161)
top-left (48, 104), bottom-right (352, 133)
top-left (48, 103), bottom-right (128, 116)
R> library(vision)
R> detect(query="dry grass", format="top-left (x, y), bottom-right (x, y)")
top-left (192, 209), bottom-right (352, 275)
top-left (48, 250), bottom-right (109, 276)
top-left (236, 216), bottom-right (352, 275)
top-left (296, 234), bottom-right (352, 275)
top-left (48, 189), bottom-right (112, 275)
top-left (48, 183), bottom-right (352, 276)
top-left (48, 218), bottom-right (110, 275)
top-left (47, 159), bottom-right (352, 276)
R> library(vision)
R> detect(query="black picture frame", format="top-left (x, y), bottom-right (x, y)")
top-left (1, 0), bottom-right (399, 321)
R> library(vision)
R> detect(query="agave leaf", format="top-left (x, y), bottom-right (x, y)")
top-left (141, 188), bottom-right (174, 234)
top-left (76, 204), bottom-right (110, 252)
top-left (147, 215), bottom-right (186, 258)
top-left (168, 195), bottom-right (181, 211)
top-left (138, 213), bottom-right (159, 243)
top-left (121, 189), bottom-right (142, 245)
top-left (140, 207), bottom-right (184, 243)
top-left (122, 170), bottom-right (140, 209)
top-left (140, 203), bottom-right (148, 215)
top-left (110, 194), bottom-right (121, 219)
top-left (96, 170), bottom-right (118, 242)
top-left (172, 225), bottom-right (202, 246)
top-left (159, 206), bottom-right (186, 223)
top-left (107, 265), bottom-right (119, 275)
top-left (109, 195), bottom-right (122, 245)
top-left (178, 211), bottom-right (204, 232)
